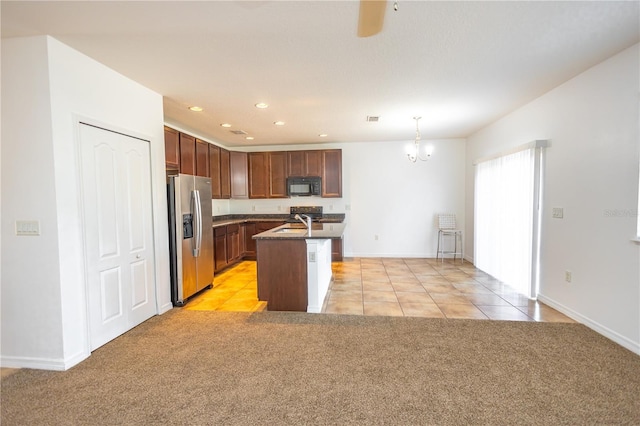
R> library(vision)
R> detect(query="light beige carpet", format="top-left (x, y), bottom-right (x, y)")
top-left (2, 310), bottom-right (639, 425)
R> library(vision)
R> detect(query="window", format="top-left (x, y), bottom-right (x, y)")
top-left (474, 141), bottom-right (547, 298)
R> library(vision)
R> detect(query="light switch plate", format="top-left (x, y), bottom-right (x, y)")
top-left (16, 220), bottom-right (40, 236)
top-left (552, 207), bottom-right (564, 219)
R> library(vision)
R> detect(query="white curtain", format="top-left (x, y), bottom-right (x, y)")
top-left (475, 148), bottom-right (536, 298)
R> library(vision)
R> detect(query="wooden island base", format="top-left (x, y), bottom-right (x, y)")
top-left (256, 239), bottom-right (308, 311)
top-left (254, 222), bottom-right (345, 312)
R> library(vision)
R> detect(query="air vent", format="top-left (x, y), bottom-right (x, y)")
top-left (366, 116), bottom-right (380, 122)
top-left (230, 130), bottom-right (248, 135)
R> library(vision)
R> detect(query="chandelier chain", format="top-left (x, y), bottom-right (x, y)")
top-left (407, 116), bottom-right (430, 163)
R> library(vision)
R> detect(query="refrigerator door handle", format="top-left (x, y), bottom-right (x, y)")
top-left (191, 189), bottom-right (202, 257)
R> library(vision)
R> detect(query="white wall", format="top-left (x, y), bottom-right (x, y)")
top-left (1, 36), bottom-right (170, 370)
top-left (465, 44), bottom-right (640, 354)
top-left (226, 138), bottom-right (466, 258)
top-left (1, 37), bottom-right (64, 367)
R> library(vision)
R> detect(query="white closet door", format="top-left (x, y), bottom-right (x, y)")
top-left (79, 123), bottom-right (156, 351)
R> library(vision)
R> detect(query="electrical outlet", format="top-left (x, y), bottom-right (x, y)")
top-left (565, 270), bottom-right (572, 283)
top-left (552, 207), bottom-right (564, 219)
top-left (374, 235), bottom-right (379, 241)
top-left (252, 205), bottom-right (256, 212)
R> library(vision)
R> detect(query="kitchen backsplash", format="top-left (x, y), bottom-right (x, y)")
top-left (213, 198), bottom-right (348, 217)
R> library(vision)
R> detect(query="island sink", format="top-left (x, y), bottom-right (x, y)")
top-left (274, 228), bottom-right (307, 234)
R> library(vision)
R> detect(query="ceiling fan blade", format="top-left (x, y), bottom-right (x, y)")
top-left (357, 0), bottom-right (387, 37)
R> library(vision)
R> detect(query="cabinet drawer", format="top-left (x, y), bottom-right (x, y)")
top-left (214, 226), bottom-right (227, 237)
top-left (226, 224), bottom-right (239, 234)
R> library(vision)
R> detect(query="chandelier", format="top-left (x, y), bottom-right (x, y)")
top-left (407, 116), bottom-right (432, 163)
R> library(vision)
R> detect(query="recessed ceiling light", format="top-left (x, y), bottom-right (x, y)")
top-left (245, 136), bottom-right (255, 140)
top-left (220, 123), bottom-right (232, 128)
top-left (188, 106), bottom-right (203, 112)
top-left (274, 121), bottom-right (285, 126)
top-left (255, 102), bottom-right (269, 109)
top-left (318, 134), bottom-right (328, 138)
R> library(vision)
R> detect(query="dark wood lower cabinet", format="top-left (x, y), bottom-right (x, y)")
top-left (243, 223), bottom-right (257, 258)
top-left (215, 221), bottom-right (342, 275)
top-left (227, 224), bottom-right (241, 263)
top-left (332, 238), bottom-right (343, 262)
top-left (214, 226), bottom-right (228, 272)
top-left (214, 221), bottom-right (285, 270)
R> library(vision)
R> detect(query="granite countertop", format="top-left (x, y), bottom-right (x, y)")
top-left (252, 222), bottom-right (346, 240)
top-left (212, 213), bottom-right (345, 228)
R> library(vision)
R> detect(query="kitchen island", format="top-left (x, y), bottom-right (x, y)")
top-left (253, 222), bottom-right (346, 312)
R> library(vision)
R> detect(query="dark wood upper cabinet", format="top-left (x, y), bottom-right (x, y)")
top-left (268, 151), bottom-right (288, 198)
top-left (195, 138), bottom-right (210, 177)
top-left (322, 149), bottom-right (342, 198)
top-left (163, 126), bottom-right (341, 200)
top-left (220, 148), bottom-right (231, 199)
top-left (230, 151), bottom-right (248, 199)
top-left (164, 126), bottom-right (179, 170)
top-left (287, 150), bottom-right (322, 177)
top-left (287, 151), bottom-right (305, 177)
top-left (305, 150), bottom-right (322, 177)
top-left (249, 152), bottom-right (288, 199)
top-left (209, 144), bottom-right (222, 198)
top-left (179, 133), bottom-right (196, 175)
top-left (248, 152), bottom-right (269, 199)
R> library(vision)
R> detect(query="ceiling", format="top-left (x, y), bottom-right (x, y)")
top-left (2, 1), bottom-right (638, 148)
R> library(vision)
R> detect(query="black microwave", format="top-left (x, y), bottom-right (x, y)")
top-left (287, 176), bottom-right (321, 197)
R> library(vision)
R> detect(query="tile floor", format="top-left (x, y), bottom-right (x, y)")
top-left (186, 258), bottom-right (574, 323)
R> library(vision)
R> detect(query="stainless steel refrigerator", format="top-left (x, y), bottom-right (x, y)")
top-left (168, 174), bottom-right (214, 306)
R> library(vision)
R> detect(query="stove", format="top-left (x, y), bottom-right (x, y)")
top-left (286, 206), bottom-right (323, 223)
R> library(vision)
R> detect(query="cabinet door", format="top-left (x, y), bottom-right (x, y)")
top-left (269, 152), bottom-right (288, 198)
top-left (232, 232), bottom-right (240, 261)
top-left (164, 126), bottom-right (179, 169)
top-left (226, 224), bottom-right (240, 263)
top-left (248, 152), bottom-right (269, 199)
top-left (287, 150), bottom-right (322, 177)
top-left (210, 145), bottom-right (222, 198)
top-left (220, 148), bottom-right (231, 199)
top-left (243, 222), bottom-right (257, 258)
top-left (195, 138), bottom-right (210, 177)
top-left (305, 150), bottom-right (322, 177)
top-left (230, 151), bottom-right (248, 199)
top-left (287, 151), bottom-right (305, 177)
top-left (332, 238), bottom-right (343, 262)
top-left (179, 133), bottom-right (196, 175)
top-left (239, 223), bottom-right (246, 257)
top-left (322, 149), bottom-right (342, 198)
top-left (214, 227), bottom-right (228, 272)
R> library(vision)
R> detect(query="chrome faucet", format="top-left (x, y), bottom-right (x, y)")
top-left (294, 214), bottom-right (312, 235)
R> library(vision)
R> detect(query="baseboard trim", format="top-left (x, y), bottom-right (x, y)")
top-left (345, 252), bottom-right (465, 259)
top-left (537, 293), bottom-right (640, 355)
top-left (1, 350), bottom-right (90, 371)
